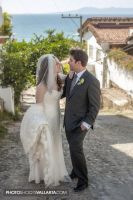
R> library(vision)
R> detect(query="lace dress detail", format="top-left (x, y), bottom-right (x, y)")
top-left (20, 90), bottom-right (71, 186)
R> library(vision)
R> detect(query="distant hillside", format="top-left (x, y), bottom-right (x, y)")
top-left (62, 7), bottom-right (133, 15)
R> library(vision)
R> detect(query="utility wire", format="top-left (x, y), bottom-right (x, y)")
top-left (70, 17), bottom-right (79, 28)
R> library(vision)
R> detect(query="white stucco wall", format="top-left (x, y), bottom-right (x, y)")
top-left (107, 59), bottom-right (133, 97)
top-left (95, 62), bottom-right (104, 88)
top-left (83, 31), bottom-right (133, 94)
top-left (83, 32), bottom-right (105, 88)
top-left (0, 87), bottom-right (15, 114)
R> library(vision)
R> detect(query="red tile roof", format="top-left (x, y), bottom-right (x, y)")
top-left (81, 17), bottom-right (133, 44)
top-left (0, 36), bottom-right (9, 44)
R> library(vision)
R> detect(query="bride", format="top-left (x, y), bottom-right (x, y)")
top-left (20, 54), bottom-right (70, 186)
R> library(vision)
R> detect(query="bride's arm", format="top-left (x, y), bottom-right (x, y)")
top-left (58, 73), bottom-right (67, 82)
top-left (58, 71), bottom-right (74, 83)
top-left (35, 83), bottom-right (46, 103)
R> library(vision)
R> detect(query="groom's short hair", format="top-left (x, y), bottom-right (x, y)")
top-left (70, 48), bottom-right (88, 67)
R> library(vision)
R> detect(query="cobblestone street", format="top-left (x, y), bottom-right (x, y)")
top-left (0, 110), bottom-right (133, 200)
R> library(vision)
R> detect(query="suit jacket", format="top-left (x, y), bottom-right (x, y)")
top-left (62, 70), bottom-right (101, 132)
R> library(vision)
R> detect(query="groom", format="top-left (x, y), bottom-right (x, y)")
top-left (62, 49), bottom-right (101, 192)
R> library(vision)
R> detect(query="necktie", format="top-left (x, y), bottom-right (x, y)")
top-left (70, 73), bottom-right (77, 94)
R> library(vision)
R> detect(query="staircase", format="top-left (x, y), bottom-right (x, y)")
top-left (101, 87), bottom-right (133, 110)
top-left (20, 87), bottom-right (36, 111)
top-left (21, 86), bottom-right (133, 112)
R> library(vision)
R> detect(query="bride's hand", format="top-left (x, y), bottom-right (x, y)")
top-left (58, 72), bottom-right (67, 81)
top-left (69, 71), bottom-right (74, 79)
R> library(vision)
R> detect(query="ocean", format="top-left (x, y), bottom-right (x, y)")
top-left (11, 14), bottom-right (133, 42)
top-left (11, 14), bottom-right (90, 41)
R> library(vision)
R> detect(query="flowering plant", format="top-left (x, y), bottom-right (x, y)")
top-left (77, 78), bottom-right (85, 85)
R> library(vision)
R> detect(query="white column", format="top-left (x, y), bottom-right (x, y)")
top-left (0, 87), bottom-right (15, 114)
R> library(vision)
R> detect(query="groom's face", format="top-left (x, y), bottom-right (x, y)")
top-left (68, 55), bottom-right (78, 71)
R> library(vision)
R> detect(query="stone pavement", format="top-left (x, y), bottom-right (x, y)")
top-left (0, 110), bottom-right (133, 200)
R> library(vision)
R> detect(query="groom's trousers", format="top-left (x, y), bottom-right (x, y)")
top-left (65, 127), bottom-right (88, 185)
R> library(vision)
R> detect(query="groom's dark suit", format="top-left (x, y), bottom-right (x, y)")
top-left (62, 70), bottom-right (101, 186)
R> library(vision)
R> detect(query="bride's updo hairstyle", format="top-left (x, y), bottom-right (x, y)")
top-left (36, 54), bottom-right (62, 92)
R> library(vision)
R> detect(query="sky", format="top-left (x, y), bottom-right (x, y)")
top-left (1, 0), bottom-right (133, 14)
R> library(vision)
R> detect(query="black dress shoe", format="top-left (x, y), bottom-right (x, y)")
top-left (69, 173), bottom-right (77, 179)
top-left (74, 183), bottom-right (88, 192)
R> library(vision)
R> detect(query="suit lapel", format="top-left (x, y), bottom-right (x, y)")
top-left (69, 70), bottom-right (88, 99)
top-left (66, 76), bottom-right (74, 98)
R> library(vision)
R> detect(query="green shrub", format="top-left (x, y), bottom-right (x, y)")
top-left (0, 12), bottom-right (13, 36)
top-left (0, 110), bottom-right (15, 121)
top-left (0, 48), bottom-right (35, 105)
top-left (0, 30), bottom-right (81, 106)
top-left (0, 124), bottom-right (7, 138)
top-left (108, 48), bottom-right (133, 71)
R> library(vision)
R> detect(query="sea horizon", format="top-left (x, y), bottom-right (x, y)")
top-left (11, 13), bottom-right (133, 42)
top-left (11, 14), bottom-right (89, 41)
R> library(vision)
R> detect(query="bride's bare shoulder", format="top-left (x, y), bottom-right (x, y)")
top-left (36, 83), bottom-right (47, 103)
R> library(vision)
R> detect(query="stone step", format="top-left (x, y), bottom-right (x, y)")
top-left (101, 88), bottom-right (133, 110)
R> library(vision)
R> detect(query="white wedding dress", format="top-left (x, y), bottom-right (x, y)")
top-left (20, 89), bottom-right (70, 186)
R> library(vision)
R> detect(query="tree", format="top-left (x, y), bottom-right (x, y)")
top-left (0, 12), bottom-right (13, 36)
